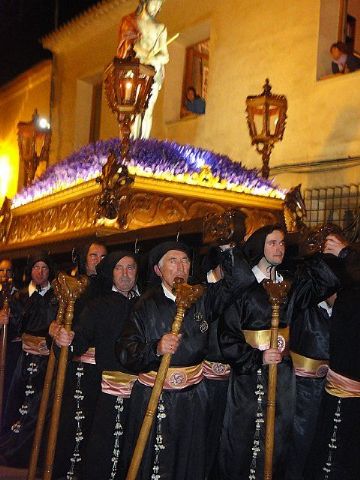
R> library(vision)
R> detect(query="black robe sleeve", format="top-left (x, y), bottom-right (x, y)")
top-left (5, 289), bottom-right (25, 341)
top-left (205, 247), bottom-right (255, 318)
top-left (290, 253), bottom-right (340, 311)
top-left (116, 293), bottom-right (162, 374)
top-left (70, 300), bottom-right (100, 357)
top-left (52, 296), bottom-right (98, 360)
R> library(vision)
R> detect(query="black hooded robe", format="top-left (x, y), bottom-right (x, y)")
top-left (0, 287), bottom-right (22, 433)
top-left (284, 255), bottom-right (340, 480)
top-left (52, 275), bottom-right (104, 480)
top-left (305, 248), bottom-right (360, 480)
top-left (117, 279), bottom-right (238, 480)
top-left (217, 226), bottom-right (341, 480)
top-left (0, 286), bottom-right (57, 468)
top-left (52, 251), bottom-right (137, 480)
top-left (79, 291), bottom-right (138, 480)
top-left (217, 277), bottom-right (295, 480)
top-left (203, 312), bottom-right (231, 480)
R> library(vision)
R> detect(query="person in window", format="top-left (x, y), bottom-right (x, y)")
top-left (184, 86), bottom-right (206, 115)
top-left (330, 41), bottom-right (360, 74)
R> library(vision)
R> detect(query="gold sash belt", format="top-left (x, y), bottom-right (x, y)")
top-left (102, 370), bottom-right (138, 398)
top-left (73, 347), bottom-right (96, 364)
top-left (243, 327), bottom-right (289, 353)
top-left (22, 333), bottom-right (49, 356)
top-left (290, 351), bottom-right (329, 378)
top-left (325, 368), bottom-right (360, 398)
top-left (138, 363), bottom-right (203, 390)
top-left (203, 360), bottom-right (231, 380)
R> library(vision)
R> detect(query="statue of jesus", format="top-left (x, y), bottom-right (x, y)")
top-left (117, 0), bottom-right (169, 139)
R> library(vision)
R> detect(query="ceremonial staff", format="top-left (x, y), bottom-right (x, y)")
top-left (263, 279), bottom-right (291, 480)
top-left (126, 278), bottom-right (204, 480)
top-left (42, 273), bottom-right (88, 480)
top-left (27, 277), bottom-right (67, 480)
top-left (0, 277), bottom-right (12, 430)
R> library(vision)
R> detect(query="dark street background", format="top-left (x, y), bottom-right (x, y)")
top-left (0, 0), bottom-right (101, 86)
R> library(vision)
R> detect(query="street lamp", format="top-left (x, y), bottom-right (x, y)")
top-left (17, 109), bottom-right (51, 187)
top-left (246, 79), bottom-right (287, 179)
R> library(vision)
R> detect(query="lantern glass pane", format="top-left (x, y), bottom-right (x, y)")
top-left (253, 106), bottom-right (265, 136)
top-left (268, 105), bottom-right (280, 136)
top-left (35, 136), bottom-right (45, 156)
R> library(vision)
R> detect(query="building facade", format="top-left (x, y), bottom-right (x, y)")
top-left (1, 0), bottom-right (360, 224)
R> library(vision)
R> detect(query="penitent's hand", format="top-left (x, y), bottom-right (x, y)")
top-left (323, 234), bottom-right (348, 257)
top-left (48, 320), bottom-right (60, 338)
top-left (0, 309), bottom-right (9, 325)
top-left (55, 326), bottom-right (75, 348)
top-left (157, 333), bottom-right (182, 356)
top-left (263, 347), bottom-right (282, 365)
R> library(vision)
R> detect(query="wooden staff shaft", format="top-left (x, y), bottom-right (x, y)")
top-left (126, 305), bottom-right (185, 480)
top-left (264, 303), bottom-right (280, 480)
top-left (43, 299), bottom-right (75, 480)
top-left (0, 298), bottom-right (9, 430)
top-left (27, 302), bottom-right (66, 480)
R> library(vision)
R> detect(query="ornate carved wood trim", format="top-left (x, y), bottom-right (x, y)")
top-left (2, 180), bottom-right (282, 253)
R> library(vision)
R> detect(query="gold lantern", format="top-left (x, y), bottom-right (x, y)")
top-left (104, 54), bottom-right (155, 162)
top-left (246, 79), bottom-right (287, 179)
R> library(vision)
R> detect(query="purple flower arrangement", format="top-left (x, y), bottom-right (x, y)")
top-left (12, 138), bottom-right (285, 208)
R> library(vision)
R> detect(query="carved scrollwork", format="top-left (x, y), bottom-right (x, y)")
top-left (187, 202), bottom-right (224, 219)
top-left (283, 184), bottom-right (307, 233)
top-left (8, 195), bottom-right (98, 245)
top-left (125, 194), bottom-right (229, 229)
top-left (0, 197), bottom-right (12, 243)
top-left (242, 208), bottom-right (282, 239)
top-left (158, 197), bottom-right (188, 223)
top-left (126, 193), bottom-right (159, 226)
top-left (96, 152), bottom-right (134, 225)
top-left (203, 209), bottom-right (247, 245)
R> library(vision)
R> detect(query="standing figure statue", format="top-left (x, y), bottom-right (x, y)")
top-left (117, 0), bottom-right (169, 139)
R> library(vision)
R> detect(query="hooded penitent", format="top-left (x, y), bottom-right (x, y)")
top-left (96, 250), bottom-right (137, 291)
top-left (25, 251), bottom-right (55, 283)
top-left (243, 224), bottom-right (285, 267)
top-left (76, 241), bottom-right (107, 275)
top-left (147, 240), bottom-right (192, 284)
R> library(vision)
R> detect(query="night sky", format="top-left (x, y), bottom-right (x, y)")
top-left (0, 0), bottom-right (101, 87)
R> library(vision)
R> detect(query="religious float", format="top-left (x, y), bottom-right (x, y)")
top-left (0, 136), bottom-right (295, 257)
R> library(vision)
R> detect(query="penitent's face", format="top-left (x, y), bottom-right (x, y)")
top-left (112, 256), bottom-right (138, 296)
top-left (263, 230), bottom-right (285, 266)
top-left (31, 261), bottom-right (49, 288)
top-left (146, 0), bottom-right (163, 18)
top-left (86, 243), bottom-right (107, 276)
top-left (154, 250), bottom-right (190, 291)
top-left (0, 259), bottom-right (13, 283)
